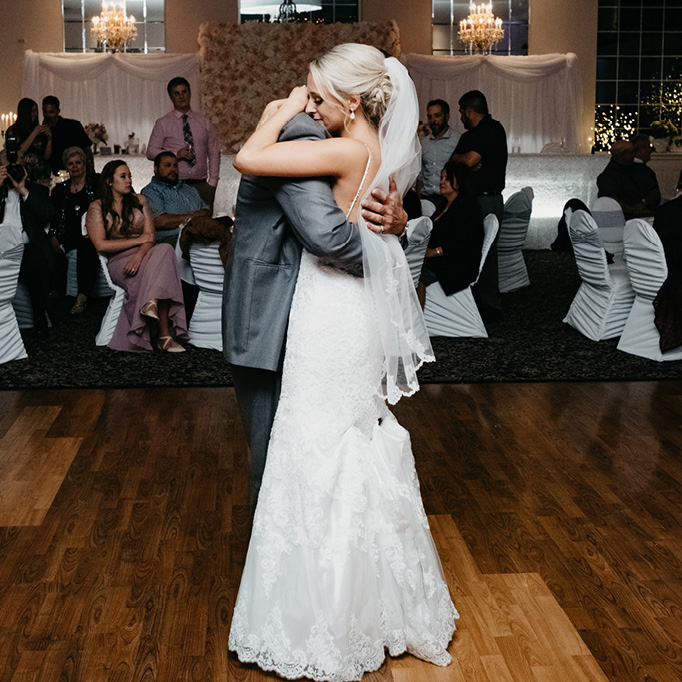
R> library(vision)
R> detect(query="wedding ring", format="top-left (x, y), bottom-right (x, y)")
top-left (380, 226), bottom-right (385, 233)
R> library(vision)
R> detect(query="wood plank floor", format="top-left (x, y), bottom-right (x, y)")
top-left (0, 381), bottom-right (681, 682)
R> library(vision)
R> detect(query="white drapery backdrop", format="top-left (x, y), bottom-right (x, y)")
top-left (22, 51), bottom-right (201, 153)
top-left (404, 53), bottom-right (584, 154)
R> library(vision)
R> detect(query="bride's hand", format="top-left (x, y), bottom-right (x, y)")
top-left (256, 99), bottom-right (287, 128)
top-left (285, 85), bottom-right (309, 112)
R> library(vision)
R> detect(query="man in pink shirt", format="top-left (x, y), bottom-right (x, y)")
top-left (147, 77), bottom-right (221, 210)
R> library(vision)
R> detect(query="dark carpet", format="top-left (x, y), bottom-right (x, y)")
top-left (2, 250), bottom-right (681, 390)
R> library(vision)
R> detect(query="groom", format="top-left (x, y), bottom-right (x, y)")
top-left (222, 111), bottom-right (408, 511)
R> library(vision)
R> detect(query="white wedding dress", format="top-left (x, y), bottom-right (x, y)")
top-left (228, 230), bottom-right (459, 679)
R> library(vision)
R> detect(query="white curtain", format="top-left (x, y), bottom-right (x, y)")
top-left (404, 53), bottom-right (583, 154)
top-left (22, 50), bottom-right (201, 153)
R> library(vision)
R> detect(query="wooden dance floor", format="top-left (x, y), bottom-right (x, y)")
top-left (0, 381), bottom-right (681, 682)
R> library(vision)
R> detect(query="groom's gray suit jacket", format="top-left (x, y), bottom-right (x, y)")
top-left (222, 113), bottom-right (364, 372)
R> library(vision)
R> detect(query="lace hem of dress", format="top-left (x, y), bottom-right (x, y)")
top-left (229, 595), bottom-right (458, 682)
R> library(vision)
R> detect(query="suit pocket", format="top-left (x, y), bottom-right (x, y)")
top-left (241, 259), bottom-right (295, 365)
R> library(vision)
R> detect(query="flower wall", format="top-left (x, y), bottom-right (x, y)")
top-left (198, 20), bottom-right (401, 152)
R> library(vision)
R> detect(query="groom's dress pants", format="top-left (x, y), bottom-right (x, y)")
top-left (231, 365), bottom-right (282, 512)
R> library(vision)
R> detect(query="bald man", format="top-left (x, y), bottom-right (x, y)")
top-left (596, 140), bottom-right (658, 218)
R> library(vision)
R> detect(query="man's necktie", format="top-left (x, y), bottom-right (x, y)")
top-left (182, 113), bottom-right (196, 166)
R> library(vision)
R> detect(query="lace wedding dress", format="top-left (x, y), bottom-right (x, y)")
top-left (228, 243), bottom-right (459, 680)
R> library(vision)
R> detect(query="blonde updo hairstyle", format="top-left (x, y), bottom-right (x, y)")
top-left (309, 43), bottom-right (393, 130)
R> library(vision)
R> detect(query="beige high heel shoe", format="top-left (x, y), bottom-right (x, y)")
top-left (157, 336), bottom-right (185, 353)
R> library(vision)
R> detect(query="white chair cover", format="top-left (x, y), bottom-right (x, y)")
top-left (423, 214), bottom-right (499, 338)
top-left (65, 249), bottom-right (116, 298)
top-left (66, 213), bottom-right (115, 299)
top-left (420, 199), bottom-right (436, 218)
top-left (12, 281), bottom-right (34, 329)
top-left (617, 219), bottom-right (682, 361)
top-left (498, 186), bottom-right (533, 293)
top-left (591, 196), bottom-right (626, 262)
top-left (95, 254), bottom-right (125, 346)
top-left (0, 244), bottom-right (28, 364)
top-left (404, 216), bottom-right (433, 287)
top-left (188, 242), bottom-right (225, 351)
top-left (562, 208), bottom-right (634, 341)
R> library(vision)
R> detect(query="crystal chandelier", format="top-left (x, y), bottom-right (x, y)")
top-left (458, 2), bottom-right (504, 55)
top-left (91, 2), bottom-right (137, 52)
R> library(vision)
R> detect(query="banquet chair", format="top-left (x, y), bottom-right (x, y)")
top-left (65, 250), bottom-right (115, 299)
top-left (420, 199), bottom-right (436, 218)
top-left (617, 219), bottom-right (682, 361)
top-left (591, 196), bottom-right (626, 263)
top-left (0, 244), bottom-right (28, 364)
top-left (95, 254), bottom-right (125, 346)
top-left (404, 216), bottom-right (433, 287)
top-left (187, 242), bottom-right (225, 351)
top-left (562, 208), bottom-right (634, 341)
top-left (66, 214), bottom-right (115, 299)
top-left (498, 186), bottom-right (533, 293)
top-left (423, 214), bottom-right (499, 338)
top-left (12, 282), bottom-right (52, 330)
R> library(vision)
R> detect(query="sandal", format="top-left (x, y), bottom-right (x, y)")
top-left (141, 300), bottom-right (159, 320)
top-left (70, 297), bottom-right (87, 315)
top-left (157, 336), bottom-right (186, 353)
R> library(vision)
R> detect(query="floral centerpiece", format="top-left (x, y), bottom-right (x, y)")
top-left (650, 119), bottom-right (678, 149)
top-left (84, 123), bottom-right (109, 153)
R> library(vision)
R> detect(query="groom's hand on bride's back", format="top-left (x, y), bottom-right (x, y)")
top-left (360, 176), bottom-right (408, 236)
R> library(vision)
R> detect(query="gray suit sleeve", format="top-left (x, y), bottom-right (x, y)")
top-left (273, 113), bottom-right (364, 273)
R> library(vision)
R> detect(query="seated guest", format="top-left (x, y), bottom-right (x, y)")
top-left (596, 140), bottom-right (656, 219)
top-left (5, 98), bottom-right (52, 186)
top-left (631, 133), bottom-right (661, 205)
top-left (140, 151), bottom-right (211, 246)
top-left (416, 99), bottom-right (461, 209)
top-left (417, 161), bottom-right (484, 308)
top-left (41, 95), bottom-right (93, 176)
top-left (86, 160), bottom-right (188, 353)
top-left (49, 147), bottom-right (101, 314)
top-left (653, 194), bottom-right (682, 352)
top-left (551, 198), bottom-right (590, 254)
top-left (0, 160), bottom-right (55, 337)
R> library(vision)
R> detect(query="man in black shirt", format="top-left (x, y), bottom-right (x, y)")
top-left (42, 96), bottom-right (93, 176)
top-left (597, 139), bottom-right (659, 219)
top-left (450, 90), bottom-right (507, 321)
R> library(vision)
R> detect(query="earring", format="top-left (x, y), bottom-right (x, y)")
top-left (350, 110), bottom-right (355, 120)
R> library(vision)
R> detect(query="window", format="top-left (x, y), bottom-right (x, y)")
top-left (432, 0), bottom-right (529, 56)
top-left (596, 0), bottom-right (682, 147)
top-left (239, 0), bottom-right (358, 24)
top-left (63, 0), bottom-right (165, 53)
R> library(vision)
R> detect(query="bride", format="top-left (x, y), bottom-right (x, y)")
top-left (229, 43), bottom-right (458, 681)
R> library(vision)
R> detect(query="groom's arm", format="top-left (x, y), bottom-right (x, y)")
top-left (273, 114), bottom-right (407, 273)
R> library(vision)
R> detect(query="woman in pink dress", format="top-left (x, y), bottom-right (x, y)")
top-left (86, 160), bottom-right (188, 352)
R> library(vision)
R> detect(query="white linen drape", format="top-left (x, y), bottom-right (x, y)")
top-left (404, 53), bottom-right (583, 154)
top-left (22, 51), bottom-right (201, 153)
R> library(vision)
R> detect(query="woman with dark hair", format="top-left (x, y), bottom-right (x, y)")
top-left (5, 98), bottom-right (52, 184)
top-left (49, 146), bottom-right (100, 314)
top-left (417, 160), bottom-right (484, 307)
top-left (85, 160), bottom-right (188, 352)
